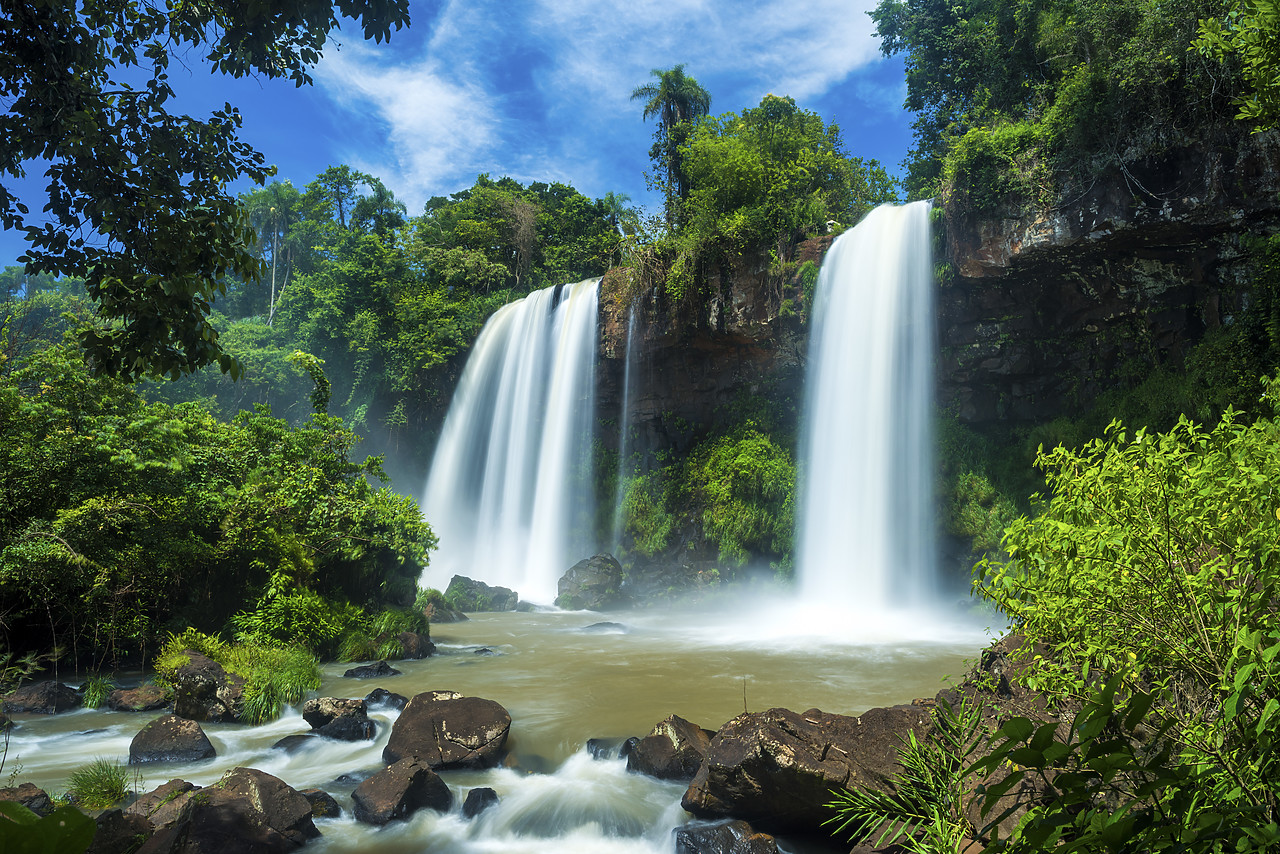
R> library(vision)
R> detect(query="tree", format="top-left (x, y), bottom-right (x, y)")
top-left (0, 1), bottom-right (409, 381)
top-left (630, 64), bottom-right (712, 224)
top-left (351, 177), bottom-right (408, 236)
top-left (1195, 0), bottom-right (1280, 131)
top-left (241, 181), bottom-right (303, 324)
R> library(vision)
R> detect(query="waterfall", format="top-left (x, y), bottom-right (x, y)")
top-left (421, 279), bottom-right (599, 603)
top-left (609, 303), bottom-right (639, 550)
top-left (796, 201), bottom-right (936, 610)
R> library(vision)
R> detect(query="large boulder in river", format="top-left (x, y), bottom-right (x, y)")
top-left (107, 684), bottom-right (168, 712)
top-left (343, 660), bottom-right (400, 679)
top-left (675, 819), bottom-right (780, 854)
top-left (626, 714), bottom-right (715, 781)
top-left (129, 715), bottom-right (216, 765)
top-left (133, 768), bottom-right (317, 853)
top-left (168, 652), bottom-right (244, 723)
top-left (3, 680), bottom-right (82, 714)
top-left (301, 697), bottom-right (366, 728)
top-left (383, 690), bottom-right (511, 769)
top-left (555, 554), bottom-right (627, 610)
top-left (397, 631), bottom-right (436, 659)
top-left (351, 757), bottom-right (452, 825)
top-left (681, 705), bottom-right (931, 834)
top-left (444, 575), bottom-right (519, 611)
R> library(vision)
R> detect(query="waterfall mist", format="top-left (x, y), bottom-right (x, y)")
top-left (421, 279), bottom-right (600, 603)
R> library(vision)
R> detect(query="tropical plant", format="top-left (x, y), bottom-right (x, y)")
top-left (631, 64), bottom-right (713, 222)
top-left (826, 699), bottom-right (988, 854)
top-left (1195, 0), bottom-right (1280, 131)
top-left (81, 673), bottom-right (114, 709)
top-left (66, 757), bottom-right (131, 809)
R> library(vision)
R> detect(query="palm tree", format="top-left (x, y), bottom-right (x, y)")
top-left (630, 64), bottom-right (711, 223)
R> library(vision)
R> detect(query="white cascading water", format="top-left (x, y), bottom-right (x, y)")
top-left (796, 201), bottom-right (936, 611)
top-left (421, 279), bottom-right (599, 602)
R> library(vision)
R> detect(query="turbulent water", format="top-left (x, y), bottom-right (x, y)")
top-left (797, 202), bottom-right (937, 610)
top-left (7, 610), bottom-right (983, 854)
top-left (421, 280), bottom-right (599, 603)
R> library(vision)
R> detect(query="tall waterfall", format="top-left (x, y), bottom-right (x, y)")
top-left (421, 279), bottom-right (599, 603)
top-left (796, 202), bottom-right (936, 609)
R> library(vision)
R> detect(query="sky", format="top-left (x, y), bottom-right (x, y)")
top-left (0, 0), bottom-right (915, 267)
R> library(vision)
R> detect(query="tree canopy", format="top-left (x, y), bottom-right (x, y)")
top-left (0, 0), bottom-right (409, 382)
top-left (631, 64), bottom-right (713, 224)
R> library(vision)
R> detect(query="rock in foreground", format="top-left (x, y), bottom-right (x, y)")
top-left (383, 691), bottom-right (511, 769)
top-left (675, 819), bottom-right (780, 854)
top-left (351, 757), bottom-right (452, 825)
top-left (3, 680), bottom-right (81, 714)
top-left (626, 714), bottom-right (714, 781)
top-left (681, 705), bottom-right (930, 834)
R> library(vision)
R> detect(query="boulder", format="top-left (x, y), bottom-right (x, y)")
top-left (586, 738), bottom-right (622, 760)
top-left (88, 807), bottom-right (155, 854)
top-left (365, 688), bottom-right (408, 710)
top-left (342, 660), bottom-right (400, 679)
top-left (126, 779), bottom-right (199, 829)
top-left (444, 575), bottom-right (519, 612)
top-left (397, 631), bottom-right (436, 659)
top-left (168, 652), bottom-right (245, 723)
top-left (299, 788), bottom-right (341, 819)
top-left (681, 705), bottom-right (932, 834)
top-left (129, 715), bottom-right (216, 765)
top-left (0, 782), bottom-right (54, 816)
top-left (555, 554), bottom-right (627, 610)
top-left (350, 757), bottom-right (452, 825)
top-left (217, 767), bottom-right (319, 845)
top-left (301, 697), bottom-right (366, 729)
top-left (421, 599), bottom-right (468, 623)
top-left (461, 787), bottom-right (499, 819)
top-left (383, 691), bottom-right (511, 769)
top-left (107, 684), bottom-right (169, 712)
top-left (3, 680), bottom-right (82, 714)
top-left (134, 786), bottom-right (299, 854)
top-left (271, 734), bottom-right (318, 753)
top-left (315, 716), bottom-right (376, 741)
top-left (627, 714), bottom-right (714, 781)
top-left (675, 819), bottom-right (780, 854)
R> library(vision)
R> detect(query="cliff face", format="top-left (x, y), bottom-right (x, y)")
top-left (938, 130), bottom-right (1280, 426)
top-left (596, 242), bottom-right (823, 463)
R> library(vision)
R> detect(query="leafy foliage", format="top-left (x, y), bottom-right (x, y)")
top-left (0, 344), bottom-right (435, 664)
top-left (66, 757), bottom-right (131, 809)
top-left (0, 802), bottom-right (96, 854)
top-left (1195, 0), bottom-right (1280, 131)
top-left (0, 0), bottom-right (409, 380)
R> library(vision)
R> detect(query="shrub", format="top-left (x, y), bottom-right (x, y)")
top-left (66, 757), bottom-right (130, 809)
top-left (81, 673), bottom-right (114, 709)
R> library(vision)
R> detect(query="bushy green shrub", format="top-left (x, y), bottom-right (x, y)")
top-left (336, 607), bottom-right (428, 662)
top-left (154, 629), bottom-right (320, 724)
top-left (229, 581), bottom-right (365, 657)
top-left (66, 757), bottom-right (130, 808)
top-left (80, 673), bottom-right (114, 709)
top-left (620, 472), bottom-right (677, 557)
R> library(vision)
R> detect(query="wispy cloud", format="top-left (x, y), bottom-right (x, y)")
top-left (312, 0), bottom-right (899, 212)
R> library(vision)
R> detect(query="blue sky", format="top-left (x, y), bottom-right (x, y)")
top-left (1, 0), bottom-right (914, 267)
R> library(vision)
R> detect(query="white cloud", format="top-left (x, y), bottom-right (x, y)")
top-left (312, 0), bottom-right (897, 210)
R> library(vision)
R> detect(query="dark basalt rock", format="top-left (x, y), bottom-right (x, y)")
top-left (126, 779), bottom-right (199, 829)
top-left (315, 716), bottom-right (376, 741)
top-left (169, 652), bottom-right (245, 723)
top-left (301, 697), bottom-right (366, 729)
top-left (421, 599), bottom-right (468, 623)
top-left (627, 714), bottom-right (714, 781)
top-left (218, 767), bottom-right (319, 845)
top-left (473, 647), bottom-right (499, 656)
top-left (350, 757), bottom-right (452, 825)
top-left (299, 788), bottom-right (341, 819)
top-left (365, 688), bottom-right (408, 710)
top-left (444, 575), bottom-right (520, 612)
top-left (107, 684), bottom-right (169, 712)
top-left (342, 660), bottom-right (401, 679)
top-left (580, 621), bottom-right (627, 633)
top-left (461, 787), bottom-right (499, 819)
top-left (88, 807), bottom-right (154, 854)
top-left (555, 554), bottom-right (627, 610)
top-left (271, 734), bottom-right (318, 753)
top-left (383, 691), bottom-right (511, 769)
top-left (127, 771), bottom-right (317, 852)
top-left (0, 782), bottom-right (54, 816)
top-left (397, 631), bottom-right (436, 659)
top-left (129, 715), bottom-right (216, 765)
top-left (3, 680), bottom-right (82, 714)
top-left (619, 736), bottom-right (640, 760)
top-left (681, 705), bottom-right (931, 834)
top-left (586, 738), bottom-right (622, 760)
top-left (675, 819), bottom-right (780, 854)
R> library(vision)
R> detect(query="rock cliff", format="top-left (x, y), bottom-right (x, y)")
top-left (938, 130), bottom-right (1280, 426)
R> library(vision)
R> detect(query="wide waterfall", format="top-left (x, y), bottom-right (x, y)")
top-left (796, 201), bottom-right (936, 610)
top-left (421, 279), bottom-right (599, 603)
